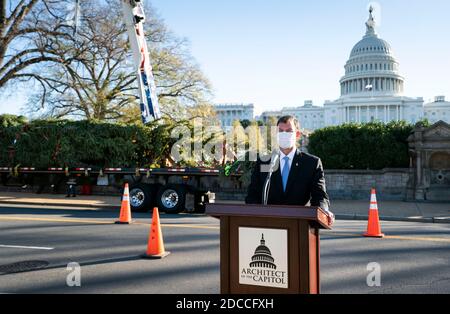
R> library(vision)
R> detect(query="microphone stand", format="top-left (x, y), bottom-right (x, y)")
top-left (262, 151), bottom-right (279, 206)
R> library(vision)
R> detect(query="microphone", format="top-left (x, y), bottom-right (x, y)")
top-left (262, 150), bottom-right (280, 205)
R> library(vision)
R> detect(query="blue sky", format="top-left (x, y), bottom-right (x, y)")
top-left (1, 0), bottom-right (450, 116)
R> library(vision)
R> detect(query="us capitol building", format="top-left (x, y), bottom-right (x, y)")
top-left (323, 6), bottom-right (426, 128)
top-left (217, 7), bottom-right (450, 131)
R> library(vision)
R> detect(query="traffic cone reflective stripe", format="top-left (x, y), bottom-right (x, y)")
top-left (364, 189), bottom-right (385, 238)
top-left (115, 183), bottom-right (132, 224)
top-left (142, 207), bottom-right (170, 259)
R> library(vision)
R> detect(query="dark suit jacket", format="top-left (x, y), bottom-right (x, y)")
top-left (245, 149), bottom-right (331, 212)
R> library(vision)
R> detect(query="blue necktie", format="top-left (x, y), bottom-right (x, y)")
top-left (282, 156), bottom-right (290, 192)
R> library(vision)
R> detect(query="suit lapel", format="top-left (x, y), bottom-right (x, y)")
top-left (284, 149), bottom-right (303, 195)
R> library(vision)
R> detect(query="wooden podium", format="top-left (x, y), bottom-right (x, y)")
top-left (206, 204), bottom-right (332, 295)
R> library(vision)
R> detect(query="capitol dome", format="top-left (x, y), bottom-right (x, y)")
top-left (350, 36), bottom-right (393, 58)
top-left (340, 6), bottom-right (404, 98)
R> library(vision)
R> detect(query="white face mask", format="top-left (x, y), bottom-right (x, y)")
top-left (278, 132), bottom-right (297, 150)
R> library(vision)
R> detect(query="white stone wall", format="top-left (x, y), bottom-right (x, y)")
top-left (403, 100), bottom-right (425, 124)
top-left (325, 169), bottom-right (411, 200)
top-left (259, 111), bottom-right (283, 124)
top-left (283, 102), bottom-right (325, 130)
top-left (424, 97), bottom-right (450, 124)
top-left (204, 169), bottom-right (413, 201)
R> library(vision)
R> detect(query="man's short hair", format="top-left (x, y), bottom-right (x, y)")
top-left (277, 115), bottom-right (301, 130)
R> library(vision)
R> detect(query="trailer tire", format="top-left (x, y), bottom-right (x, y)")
top-left (129, 183), bottom-right (153, 212)
top-left (157, 184), bottom-right (186, 214)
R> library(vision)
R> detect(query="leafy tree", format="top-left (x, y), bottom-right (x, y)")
top-left (0, 113), bottom-right (27, 127)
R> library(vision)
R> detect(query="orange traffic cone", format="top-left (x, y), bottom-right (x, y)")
top-left (115, 183), bottom-right (133, 225)
top-left (142, 207), bottom-right (170, 259)
top-left (364, 188), bottom-right (384, 238)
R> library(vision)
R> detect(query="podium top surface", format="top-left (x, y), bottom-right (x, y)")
top-left (206, 204), bottom-right (331, 230)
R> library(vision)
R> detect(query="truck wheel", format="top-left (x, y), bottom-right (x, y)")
top-left (129, 183), bottom-right (153, 212)
top-left (157, 185), bottom-right (186, 214)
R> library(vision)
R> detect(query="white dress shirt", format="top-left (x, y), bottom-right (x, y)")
top-left (280, 149), bottom-right (296, 173)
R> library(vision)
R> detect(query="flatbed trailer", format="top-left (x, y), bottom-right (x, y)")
top-left (0, 166), bottom-right (244, 214)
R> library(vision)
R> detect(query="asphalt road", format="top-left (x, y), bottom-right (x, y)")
top-left (0, 205), bottom-right (449, 294)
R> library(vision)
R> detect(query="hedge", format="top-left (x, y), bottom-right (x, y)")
top-left (308, 121), bottom-right (426, 170)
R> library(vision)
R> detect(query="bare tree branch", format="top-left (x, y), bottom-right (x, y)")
top-left (21, 0), bottom-right (212, 122)
top-left (0, 0), bottom-right (71, 92)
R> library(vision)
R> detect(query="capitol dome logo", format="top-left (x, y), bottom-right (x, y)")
top-left (249, 234), bottom-right (277, 269)
top-left (239, 228), bottom-right (288, 289)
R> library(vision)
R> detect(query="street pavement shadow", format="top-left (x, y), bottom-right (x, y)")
top-left (0, 205), bottom-right (211, 221)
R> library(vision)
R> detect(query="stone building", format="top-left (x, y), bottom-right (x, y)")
top-left (282, 101), bottom-right (325, 131)
top-left (407, 121), bottom-right (450, 201)
top-left (424, 96), bottom-right (450, 124)
top-left (214, 103), bottom-right (255, 128)
top-left (258, 7), bottom-right (450, 131)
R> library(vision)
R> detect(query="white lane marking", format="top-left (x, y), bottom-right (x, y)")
top-left (0, 244), bottom-right (54, 250)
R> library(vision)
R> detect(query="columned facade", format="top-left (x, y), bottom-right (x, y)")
top-left (343, 104), bottom-right (405, 123)
top-left (214, 103), bottom-right (255, 128)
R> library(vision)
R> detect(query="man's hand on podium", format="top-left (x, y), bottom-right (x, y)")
top-left (326, 211), bottom-right (335, 227)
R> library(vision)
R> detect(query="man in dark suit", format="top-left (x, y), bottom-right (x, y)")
top-left (246, 115), bottom-right (334, 225)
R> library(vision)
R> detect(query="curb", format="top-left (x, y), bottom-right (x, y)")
top-left (336, 214), bottom-right (450, 224)
top-left (432, 217), bottom-right (450, 224)
top-left (1, 201), bottom-right (449, 224)
top-left (0, 200), bottom-right (118, 210)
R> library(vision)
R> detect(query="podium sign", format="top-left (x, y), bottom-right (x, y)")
top-left (206, 204), bottom-right (331, 294)
top-left (238, 227), bottom-right (289, 289)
